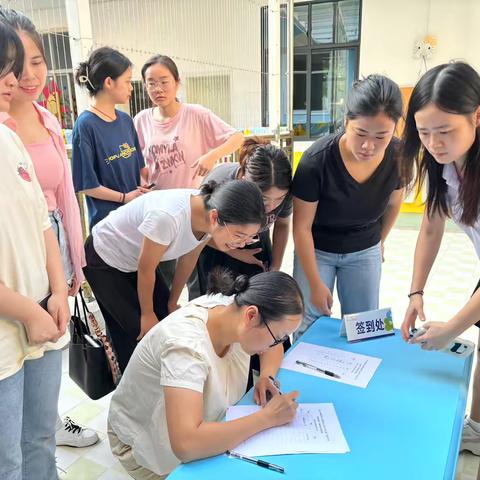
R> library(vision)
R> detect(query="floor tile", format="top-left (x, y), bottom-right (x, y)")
top-left (55, 214), bottom-right (480, 478)
top-left (63, 457), bottom-right (107, 480)
top-left (84, 438), bottom-right (118, 469)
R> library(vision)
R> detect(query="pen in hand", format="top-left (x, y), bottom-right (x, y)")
top-left (268, 375), bottom-right (282, 394)
top-left (265, 375), bottom-right (282, 403)
top-left (295, 360), bottom-right (341, 379)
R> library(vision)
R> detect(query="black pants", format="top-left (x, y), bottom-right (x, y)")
top-left (194, 230), bottom-right (273, 298)
top-left (192, 230), bottom-right (290, 391)
top-left (83, 236), bottom-right (170, 372)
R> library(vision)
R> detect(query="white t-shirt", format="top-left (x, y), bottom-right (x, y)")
top-left (92, 189), bottom-right (209, 272)
top-left (108, 294), bottom-right (250, 475)
top-left (443, 164), bottom-right (480, 258)
top-left (0, 125), bottom-right (69, 381)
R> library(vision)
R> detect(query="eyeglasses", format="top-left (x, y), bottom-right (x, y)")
top-left (221, 221), bottom-right (260, 246)
top-left (263, 317), bottom-right (290, 348)
top-left (145, 79), bottom-right (172, 91)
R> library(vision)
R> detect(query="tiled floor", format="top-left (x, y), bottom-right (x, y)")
top-left (56, 213), bottom-right (480, 479)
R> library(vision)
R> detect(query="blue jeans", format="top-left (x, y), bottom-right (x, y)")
top-left (0, 350), bottom-right (62, 480)
top-left (293, 242), bottom-right (382, 340)
top-left (49, 209), bottom-right (74, 286)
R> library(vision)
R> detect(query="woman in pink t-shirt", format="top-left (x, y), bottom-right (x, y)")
top-left (134, 54), bottom-right (244, 190)
top-left (0, 8), bottom-right (98, 449)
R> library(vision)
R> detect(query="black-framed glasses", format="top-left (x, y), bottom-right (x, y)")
top-left (263, 318), bottom-right (290, 348)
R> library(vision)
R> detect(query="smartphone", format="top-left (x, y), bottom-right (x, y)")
top-left (38, 293), bottom-right (51, 311)
top-left (147, 182), bottom-right (156, 189)
top-left (410, 328), bottom-right (475, 358)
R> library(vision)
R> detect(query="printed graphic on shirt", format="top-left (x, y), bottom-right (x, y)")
top-left (105, 143), bottom-right (137, 165)
top-left (17, 161), bottom-right (31, 182)
top-left (261, 205), bottom-right (284, 232)
top-left (147, 136), bottom-right (185, 178)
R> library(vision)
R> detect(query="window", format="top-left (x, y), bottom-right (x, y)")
top-left (129, 81), bottom-right (150, 118)
top-left (293, 0), bottom-right (361, 139)
top-left (38, 32), bottom-right (76, 129)
top-left (42, 32), bottom-right (72, 71)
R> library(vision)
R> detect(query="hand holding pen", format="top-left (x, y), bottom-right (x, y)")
top-left (254, 375), bottom-right (282, 406)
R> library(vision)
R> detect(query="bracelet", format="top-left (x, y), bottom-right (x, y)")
top-left (407, 290), bottom-right (424, 298)
top-left (121, 192), bottom-right (126, 204)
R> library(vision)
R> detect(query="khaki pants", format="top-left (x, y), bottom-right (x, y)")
top-left (107, 424), bottom-right (167, 480)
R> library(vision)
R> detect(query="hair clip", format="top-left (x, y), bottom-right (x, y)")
top-left (78, 66), bottom-right (95, 90)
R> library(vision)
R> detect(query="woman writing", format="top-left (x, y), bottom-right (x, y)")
top-left (108, 269), bottom-right (303, 479)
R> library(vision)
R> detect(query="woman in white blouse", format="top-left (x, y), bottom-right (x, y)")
top-left (108, 269), bottom-right (303, 479)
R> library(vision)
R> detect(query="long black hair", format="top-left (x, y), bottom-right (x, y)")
top-left (0, 10), bottom-right (24, 79)
top-left (200, 179), bottom-right (266, 228)
top-left (75, 47), bottom-right (132, 96)
top-left (207, 268), bottom-right (304, 324)
top-left (402, 62), bottom-right (480, 225)
top-left (238, 137), bottom-right (292, 193)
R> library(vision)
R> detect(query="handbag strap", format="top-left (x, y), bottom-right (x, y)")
top-left (74, 288), bottom-right (93, 336)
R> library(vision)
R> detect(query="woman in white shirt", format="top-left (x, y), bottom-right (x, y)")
top-left (108, 268), bottom-right (303, 479)
top-left (0, 18), bottom-right (70, 480)
top-left (399, 62), bottom-right (480, 455)
top-left (84, 179), bottom-right (266, 371)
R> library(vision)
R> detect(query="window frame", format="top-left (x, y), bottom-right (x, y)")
top-left (293, 0), bottom-right (362, 140)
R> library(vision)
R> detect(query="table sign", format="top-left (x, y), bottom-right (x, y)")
top-left (340, 308), bottom-right (394, 342)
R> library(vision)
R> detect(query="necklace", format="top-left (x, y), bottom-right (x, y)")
top-left (91, 105), bottom-right (116, 121)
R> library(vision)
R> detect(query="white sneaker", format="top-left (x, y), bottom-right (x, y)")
top-left (461, 417), bottom-right (480, 456)
top-left (55, 416), bottom-right (99, 448)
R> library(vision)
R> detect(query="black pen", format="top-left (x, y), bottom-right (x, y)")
top-left (268, 375), bottom-right (282, 394)
top-left (227, 450), bottom-right (285, 474)
top-left (295, 360), bottom-right (341, 379)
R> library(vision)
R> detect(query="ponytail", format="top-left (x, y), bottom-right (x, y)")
top-left (75, 47), bottom-right (132, 96)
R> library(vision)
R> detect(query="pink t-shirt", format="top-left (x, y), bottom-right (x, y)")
top-left (134, 103), bottom-right (236, 189)
top-left (25, 136), bottom-right (64, 211)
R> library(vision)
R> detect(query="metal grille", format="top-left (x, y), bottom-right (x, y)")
top-left (4, 0), bottom-right (289, 132)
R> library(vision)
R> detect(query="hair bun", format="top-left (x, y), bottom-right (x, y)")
top-left (233, 274), bottom-right (249, 294)
top-left (199, 179), bottom-right (218, 196)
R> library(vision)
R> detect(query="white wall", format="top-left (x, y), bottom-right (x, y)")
top-left (359, 0), bottom-right (480, 87)
top-left (89, 0), bottom-right (265, 129)
top-left (9, 0), bottom-right (265, 129)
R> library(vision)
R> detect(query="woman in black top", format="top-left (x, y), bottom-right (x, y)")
top-left (292, 75), bottom-right (405, 339)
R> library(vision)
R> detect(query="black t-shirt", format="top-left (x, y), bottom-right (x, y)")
top-left (292, 133), bottom-right (402, 254)
top-left (204, 162), bottom-right (292, 232)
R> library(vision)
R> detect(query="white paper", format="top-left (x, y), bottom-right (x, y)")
top-left (282, 342), bottom-right (381, 388)
top-left (226, 403), bottom-right (349, 456)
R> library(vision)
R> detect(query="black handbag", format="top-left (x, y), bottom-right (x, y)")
top-left (69, 290), bottom-right (116, 400)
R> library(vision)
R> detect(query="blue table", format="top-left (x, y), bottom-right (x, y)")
top-left (170, 317), bottom-right (473, 479)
